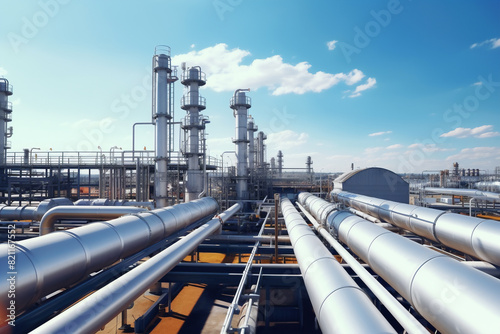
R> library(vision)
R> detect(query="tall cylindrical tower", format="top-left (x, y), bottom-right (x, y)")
top-left (0, 78), bottom-right (13, 165)
top-left (247, 116), bottom-right (257, 172)
top-left (230, 89), bottom-right (251, 201)
top-left (181, 66), bottom-right (207, 202)
top-left (257, 131), bottom-right (267, 169)
top-left (277, 150), bottom-right (284, 177)
top-left (152, 46), bottom-right (176, 208)
top-left (306, 156), bottom-right (313, 174)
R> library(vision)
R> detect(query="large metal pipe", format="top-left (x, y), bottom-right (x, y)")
top-left (74, 199), bottom-right (154, 210)
top-left (39, 206), bottom-right (147, 235)
top-left (424, 187), bottom-right (500, 202)
top-left (230, 89), bottom-right (251, 201)
top-left (30, 203), bottom-right (241, 334)
top-left (332, 190), bottom-right (500, 266)
top-left (299, 192), bottom-right (500, 334)
top-left (296, 201), bottom-right (429, 334)
top-left (0, 197), bottom-right (73, 221)
top-left (0, 197), bottom-right (218, 313)
top-left (280, 197), bottom-right (396, 334)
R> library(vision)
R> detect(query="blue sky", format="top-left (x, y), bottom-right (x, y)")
top-left (1, 0), bottom-right (499, 174)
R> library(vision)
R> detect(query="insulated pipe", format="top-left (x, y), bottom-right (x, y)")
top-left (299, 193), bottom-right (500, 334)
top-left (123, 201), bottom-right (154, 210)
top-left (30, 203), bottom-right (241, 334)
top-left (424, 187), bottom-right (500, 202)
top-left (296, 202), bottom-right (429, 334)
top-left (0, 197), bottom-right (218, 314)
top-left (205, 235), bottom-right (290, 243)
top-left (39, 206), bottom-right (147, 235)
top-left (0, 198), bottom-right (73, 221)
top-left (331, 190), bottom-right (500, 266)
top-left (461, 261), bottom-right (500, 278)
top-left (0, 205), bottom-right (37, 220)
top-left (280, 197), bottom-right (396, 334)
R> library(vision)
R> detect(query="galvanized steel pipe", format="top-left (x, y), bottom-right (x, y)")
top-left (0, 197), bottom-right (73, 221)
top-left (0, 197), bottom-right (218, 313)
top-left (331, 190), bottom-right (500, 266)
top-left (296, 201), bottom-right (429, 334)
top-left (281, 197), bottom-right (396, 334)
top-left (424, 187), bottom-right (500, 202)
top-left (39, 206), bottom-right (147, 235)
top-left (30, 203), bottom-right (241, 334)
top-left (299, 192), bottom-right (500, 334)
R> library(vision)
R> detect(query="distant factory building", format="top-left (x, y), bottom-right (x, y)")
top-left (333, 167), bottom-right (409, 203)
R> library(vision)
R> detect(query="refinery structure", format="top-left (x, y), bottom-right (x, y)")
top-left (1, 46), bottom-right (500, 334)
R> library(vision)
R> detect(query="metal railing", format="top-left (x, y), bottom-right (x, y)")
top-left (154, 45), bottom-right (171, 56)
top-left (181, 68), bottom-right (206, 83)
top-left (1, 101), bottom-right (12, 112)
top-left (0, 82), bottom-right (13, 94)
top-left (3, 150), bottom-right (222, 168)
top-left (230, 95), bottom-right (251, 108)
top-left (180, 93), bottom-right (206, 109)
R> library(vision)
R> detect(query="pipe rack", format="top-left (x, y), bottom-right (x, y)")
top-left (281, 197), bottom-right (396, 334)
top-left (332, 190), bottom-right (500, 266)
top-left (30, 203), bottom-right (241, 334)
top-left (0, 197), bottom-right (218, 313)
top-left (299, 192), bottom-right (500, 334)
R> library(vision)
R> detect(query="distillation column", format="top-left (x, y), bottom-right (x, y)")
top-left (277, 150), bottom-right (283, 177)
top-left (247, 116), bottom-right (257, 172)
top-left (306, 156), bottom-right (312, 174)
top-left (152, 46), bottom-right (176, 208)
top-left (0, 78), bottom-right (13, 165)
top-left (230, 89), bottom-right (251, 201)
top-left (256, 131), bottom-right (267, 169)
top-left (181, 66), bottom-right (207, 202)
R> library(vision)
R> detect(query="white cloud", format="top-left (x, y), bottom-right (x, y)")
top-left (267, 130), bottom-right (308, 150)
top-left (172, 43), bottom-right (372, 96)
top-left (369, 130), bottom-right (392, 137)
top-left (190, 44), bottom-right (195, 48)
top-left (0, 67), bottom-right (7, 77)
top-left (446, 147), bottom-right (500, 161)
top-left (326, 40), bottom-right (338, 51)
top-left (440, 125), bottom-right (500, 139)
top-left (364, 144), bottom-right (402, 154)
top-left (470, 38), bottom-right (500, 49)
top-left (349, 77), bottom-right (376, 98)
top-left (407, 143), bottom-right (454, 153)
